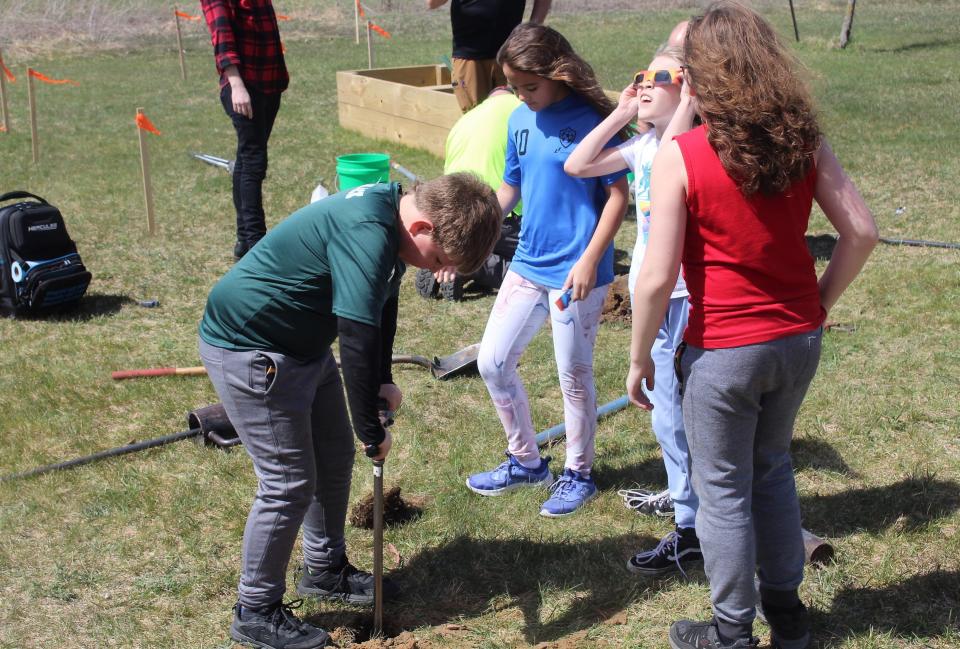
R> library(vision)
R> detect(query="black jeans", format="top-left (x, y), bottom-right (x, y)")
top-left (220, 85), bottom-right (282, 248)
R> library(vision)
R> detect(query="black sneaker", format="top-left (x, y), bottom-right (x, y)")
top-left (230, 600), bottom-right (330, 649)
top-left (626, 526), bottom-right (702, 576)
top-left (296, 560), bottom-right (398, 605)
top-left (669, 619), bottom-right (759, 649)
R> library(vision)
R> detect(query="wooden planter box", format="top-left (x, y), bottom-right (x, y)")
top-left (336, 65), bottom-right (461, 158)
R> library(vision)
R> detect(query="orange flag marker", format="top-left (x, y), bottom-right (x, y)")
top-left (28, 69), bottom-right (79, 86)
top-left (0, 124), bottom-right (6, 132)
top-left (175, 9), bottom-right (200, 20)
top-left (356, 0), bottom-right (366, 18)
top-left (277, 14), bottom-right (290, 20)
top-left (135, 112), bottom-right (161, 136)
top-left (0, 53), bottom-right (14, 83)
top-left (370, 22), bottom-right (391, 39)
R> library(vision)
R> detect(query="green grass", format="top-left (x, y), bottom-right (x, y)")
top-left (1, 1), bottom-right (959, 648)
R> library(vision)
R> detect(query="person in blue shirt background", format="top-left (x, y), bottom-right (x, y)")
top-left (466, 22), bottom-right (629, 517)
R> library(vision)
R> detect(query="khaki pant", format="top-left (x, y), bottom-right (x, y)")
top-left (452, 57), bottom-right (507, 113)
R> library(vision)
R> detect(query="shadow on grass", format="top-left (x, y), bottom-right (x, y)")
top-left (801, 475), bottom-right (960, 536)
top-left (816, 569), bottom-right (960, 645)
top-left (868, 38), bottom-right (960, 54)
top-left (792, 436), bottom-right (857, 476)
top-left (310, 532), bottom-right (682, 644)
top-left (11, 293), bottom-right (135, 321)
top-left (592, 456), bottom-right (669, 492)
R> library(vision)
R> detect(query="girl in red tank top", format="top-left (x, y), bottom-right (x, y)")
top-left (624, 3), bottom-right (878, 649)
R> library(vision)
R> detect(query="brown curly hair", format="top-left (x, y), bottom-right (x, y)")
top-left (497, 23), bottom-right (629, 141)
top-left (684, 1), bottom-right (821, 196)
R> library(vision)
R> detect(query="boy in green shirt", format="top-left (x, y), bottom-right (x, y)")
top-left (199, 173), bottom-right (500, 649)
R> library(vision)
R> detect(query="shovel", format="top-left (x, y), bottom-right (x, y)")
top-left (429, 343), bottom-right (481, 381)
top-left (191, 151), bottom-right (235, 175)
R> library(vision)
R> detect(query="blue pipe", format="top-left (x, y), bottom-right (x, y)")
top-left (535, 395), bottom-right (630, 446)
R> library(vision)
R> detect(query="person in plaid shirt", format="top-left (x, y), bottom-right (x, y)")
top-left (201, 0), bottom-right (288, 260)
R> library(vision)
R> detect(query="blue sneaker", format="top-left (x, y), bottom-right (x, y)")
top-left (539, 468), bottom-right (598, 517)
top-left (466, 453), bottom-right (552, 496)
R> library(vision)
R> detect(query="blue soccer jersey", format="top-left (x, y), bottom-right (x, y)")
top-left (504, 93), bottom-right (626, 289)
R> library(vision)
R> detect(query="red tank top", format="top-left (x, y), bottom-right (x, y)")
top-left (675, 126), bottom-right (825, 348)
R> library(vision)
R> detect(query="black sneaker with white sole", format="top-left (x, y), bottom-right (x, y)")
top-left (627, 526), bottom-right (702, 576)
top-left (230, 599), bottom-right (331, 649)
top-left (669, 619), bottom-right (759, 649)
top-left (296, 559), bottom-right (398, 605)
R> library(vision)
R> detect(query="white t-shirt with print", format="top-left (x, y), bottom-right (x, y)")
top-left (618, 131), bottom-right (687, 300)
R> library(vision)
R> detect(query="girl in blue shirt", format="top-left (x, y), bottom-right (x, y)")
top-left (467, 22), bottom-right (629, 517)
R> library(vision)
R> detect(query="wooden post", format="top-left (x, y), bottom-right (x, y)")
top-left (0, 49), bottom-right (9, 133)
top-left (136, 108), bottom-right (157, 235)
top-left (355, 0), bottom-right (360, 44)
top-left (839, 0), bottom-right (857, 49)
top-left (175, 7), bottom-right (188, 81)
top-left (27, 67), bottom-right (39, 163)
top-left (788, 0), bottom-right (800, 42)
top-left (367, 21), bottom-right (374, 69)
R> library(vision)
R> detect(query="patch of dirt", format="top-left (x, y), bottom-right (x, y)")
top-left (601, 274), bottom-right (631, 325)
top-left (349, 486), bottom-right (424, 529)
top-left (349, 630), bottom-right (427, 649)
top-left (533, 629), bottom-right (591, 649)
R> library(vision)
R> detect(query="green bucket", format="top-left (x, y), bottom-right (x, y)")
top-left (335, 153), bottom-right (390, 190)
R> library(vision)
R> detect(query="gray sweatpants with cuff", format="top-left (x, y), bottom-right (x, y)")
top-left (679, 327), bottom-right (822, 641)
top-left (199, 339), bottom-right (356, 609)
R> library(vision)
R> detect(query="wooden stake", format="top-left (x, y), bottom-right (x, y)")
top-left (27, 67), bottom-right (39, 163)
top-left (0, 49), bottom-right (9, 133)
top-left (136, 107), bottom-right (157, 235)
top-left (839, 0), bottom-right (857, 49)
top-left (175, 7), bottom-right (188, 81)
top-left (367, 21), bottom-right (374, 69)
top-left (355, 0), bottom-right (360, 45)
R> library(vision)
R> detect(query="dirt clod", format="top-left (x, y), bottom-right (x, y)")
top-left (349, 486), bottom-right (423, 529)
top-left (601, 274), bottom-right (631, 325)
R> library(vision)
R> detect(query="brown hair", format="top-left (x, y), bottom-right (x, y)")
top-left (414, 173), bottom-right (502, 274)
top-left (497, 23), bottom-right (629, 140)
top-left (684, 1), bottom-right (821, 196)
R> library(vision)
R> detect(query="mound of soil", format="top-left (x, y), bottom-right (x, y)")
top-left (349, 486), bottom-right (423, 529)
top-left (349, 631), bottom-right (424, 649)
top-left (601, 274), bottom-right (631, 325)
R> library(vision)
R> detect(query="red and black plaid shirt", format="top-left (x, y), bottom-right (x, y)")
top-left (200, 0), bottom-right (289, 94)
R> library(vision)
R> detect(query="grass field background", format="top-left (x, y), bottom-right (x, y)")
top-left (0, 1), bottom-right (958, 647)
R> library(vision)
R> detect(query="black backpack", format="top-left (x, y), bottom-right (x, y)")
top-left (0, 191), bottom-right (92, 316)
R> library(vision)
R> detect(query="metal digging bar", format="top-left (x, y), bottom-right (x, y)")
top-left (191, 152), bottom-right (235, 175)
top-left (0, 403), bottom-right (240, 482)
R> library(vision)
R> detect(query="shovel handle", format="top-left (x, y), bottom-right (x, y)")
top-left (111, 366), bottom-right (207, 380)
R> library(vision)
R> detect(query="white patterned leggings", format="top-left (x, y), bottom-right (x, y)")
top-left (477, 270), bottom-right (608, 475)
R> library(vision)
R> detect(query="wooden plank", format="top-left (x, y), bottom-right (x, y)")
top-left (337, 71), bottom-right (461, 129)
top-left (345, 65), bottom-right (446, 87)
top-left (338, 102), bottom-right (449, 157)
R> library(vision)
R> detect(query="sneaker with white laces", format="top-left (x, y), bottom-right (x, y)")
top-left (230, 599), bottom-right (331, 649)
top-left (618, 487), bottom-right (675, 517)
top-left (466, 453), bottom-right (552, 496)
top-left (626, 526), bottom-right (702, 576)
top-left (539, 468), bottom-right (598, 517)
top-left (669, 619), bottom-right (759, 649)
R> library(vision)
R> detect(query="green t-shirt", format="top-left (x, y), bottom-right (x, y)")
top-left (199, 183), bottom-right (405, 360)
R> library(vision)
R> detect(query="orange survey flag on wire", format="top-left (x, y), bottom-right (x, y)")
top-left (28, 69), bottom-right (79, 86)
top-left (136, 113), bottom-right (161, 136)
top-left (356, 0), bottom-right (365, 18)
top-left (175, 9), bottom-right (200, 20)
top-left (0, 53), bottom-right (15, 82)
top-left (276, 14), bottom-right (290, 20)
top-left (370, 22), bottom-right (391, 39)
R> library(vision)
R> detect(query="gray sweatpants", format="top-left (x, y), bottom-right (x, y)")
top-left (199, 339), bottom-right (355, 609)
top-left (679, 327), bottom-right (822, 639)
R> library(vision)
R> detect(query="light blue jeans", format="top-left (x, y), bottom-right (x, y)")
top-left (641, 294), bottom-right (699, 528)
